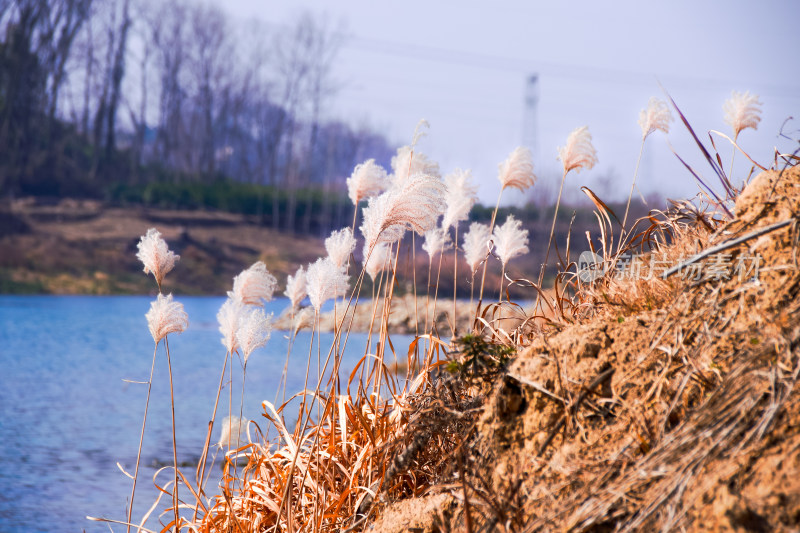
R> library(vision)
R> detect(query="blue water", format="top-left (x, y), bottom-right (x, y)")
top-left (0, 295), bottom-right (405, 532)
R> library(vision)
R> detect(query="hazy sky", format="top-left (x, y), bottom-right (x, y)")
top-left (216, 0), bottom-right (799, 204)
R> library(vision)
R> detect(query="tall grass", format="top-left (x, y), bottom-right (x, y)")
top-left (90, 87), bottom-right (781, 532)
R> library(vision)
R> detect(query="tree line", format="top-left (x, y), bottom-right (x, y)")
top-left (0, 0), bottom-right (395, 234)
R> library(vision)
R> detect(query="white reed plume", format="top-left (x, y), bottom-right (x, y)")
top-left (145, 293), bottom-right (188, 343)
top-left (306, 257), bottom-right (349, 312)
top-left (463, 222), bottom-right (492, 273)
top-left (136, 228), bottom-right (179, 288)
top-left (217, 296), bottom-right (245, 353)
top-left (232, 261), bottom-right (277, 306)
top-left (638, 97), bottom-right (673, 139)
top-left (558, 126), bottom-right (598, 174)
top-left (390, 145), bottom-right (441, 187)
top-left (325, 227), bottom-right (357, 269)
top-left (237, 307), bottom-right (273, 364)
top-left (442, 168), bottom-right (478, 231)
top-left (498, 147), bottom-right (536, 191)
top-left (284, 266), bottom-right (307, 310)
top-left (360, 174), bottom-right (447, 251)
top-left (293, 307), bottom-right (315, 334)
top-left (217, 415), bottom-right (248, 448)
top-left (723, 90), bottom-right (762, 138)
top-left (493, 215), bottom-right (529, 268)
top-left (347, 159), bottom-right (389, 205)
top-left (422, 228), bottom-right (452, 261)
top-left (364, 242), bottom-right (392, 283)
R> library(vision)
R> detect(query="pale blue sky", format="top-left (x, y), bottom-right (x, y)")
top-left (216, 0), bottom-right (800, 204)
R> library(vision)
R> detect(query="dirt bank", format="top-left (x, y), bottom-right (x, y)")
top-left (0, 199), bottom-right (325, 294)
top-left (367, 166), bottom-right (800, 531)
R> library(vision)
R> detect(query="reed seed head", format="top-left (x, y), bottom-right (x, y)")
top-left (462, 222), bottom-right (492, 273)
top-left (558, 126), bottom-right (598, 174)
top-left (638, 97), bottom-right (673, 139)
top-left (390, 145), bottom-right (440, 188)
top-left (363, 242), bottom-right (392, 283)
top-left (306, 257), bottom-right (349, 312)
top-left (347, 159), bottom-right (389, 205)
top-left (493, 215), bottom-right (529, 267)
top-left (442, 168), bottom-right (478, 231)
top-left (422, 228), bottom-right (452, 261)
top-left (723, 90), bottom-right (762, 137)
top-left (217, 415), bottom-right (248, 448)
top-left (498, 147), bottom-right (536, 191)
top-left (325, 227), bottom-right (357, 270)
top-left (145, 293), bottom-right (188, 343)
top-left (136, 228), bottom-right (179, 287)
top-left (360, 174), bottom-right (447, 252)
top-left (285, 266), bottom-right (307, 310)
top-left (232, 262), bottom-right (277, 306)
top-left (217, 296), bottom-right (245, 353)
top-left (237, 307), bottom-right (272, 364)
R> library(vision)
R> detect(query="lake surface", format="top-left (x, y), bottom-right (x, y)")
top-left (0, 295), bottom-right (408, 532)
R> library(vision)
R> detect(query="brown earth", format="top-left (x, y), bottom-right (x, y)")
top-left (0, 198), bottom-right (325, 295)
top-left (366, 166), bottom-right (800, 531)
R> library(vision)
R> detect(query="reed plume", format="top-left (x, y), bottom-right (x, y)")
top-left (237, 307), bottom-right (273, 365)
top-left (422, 228), bottom-right (452, 261)
top-left (442, 168), bottom-right (478, 231)
top-left (364, 242), bottom-right (392, 282)
top-left (232, 262), bottom-right (277, 306)
top-left (723, 90), bottom-right (762, 138)
top-left (325, 227), bottom-right (357, 270)
top-left (493, 215), bottom-right (529, 300)
top-left (217, 415), bottom-right (249, 449)
top-left (498, 146), bottom-right (536, 192)
top-left (306, 257), bottom-right (350, 312)
top-left (360, 174), bottom-right (447, 252)
top-left (638, 97), bottom-right (673, 139)
top-left (145, 293), bottom-right (188, 343)
top-left (558, 126), bottom-right (598, 174)
top-left (390, 145), bottom-right (441, 187)
top-left (284, 266), bottom-right (307, 310)
top-left (723, 90), bottom-right (762, 182)
top-left (217, 296), bottom-right (245, 354)
top-left (347, 159), bottom-right (390, 206)
top-left (493, 215), bottom-right (529, 268)
top-left (621, 98), bottom-right (673, 246)
top-left (463, 222), bottom-right (492, 274)
top-left (136, 228), bottom-right (179, 290)
top-left (540, 126), bottom-right (598, 292)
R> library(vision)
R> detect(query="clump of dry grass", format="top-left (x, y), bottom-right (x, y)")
top-left (98, 89), bottom-right (800, 533)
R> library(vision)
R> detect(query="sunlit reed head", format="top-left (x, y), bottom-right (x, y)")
top-left (390, 145), bottom-right (441, 187)
top-left (360, 174), bottom-right (447, 251)
top-left (217, 297), bottom-right (245, 353)
top-left (364, 242), bottom-right (391, 283)
top-left (422, 228), bottom-right (452, 261)
top-left (145, 293), bottom-right (188, 343)
top-left (638, 97), bottom-right (673, 139)
top-left (237, 307), bottom-right (272, 364)
top-left (498, 147), bottom-right (536, 191)
top-left (325, 227), bottom-right (357, 270)
top-left (136, 228), bottom-right (179, 288)
top-left (285, 266), bottom-right (307, 310)
top-left (462, 222), bottom-right (492, 274)
top-left (232, 262), bottom-right (277, 306)
top-left (217, 415), bottom-right (248, 449)
top-left (723, 90), bottom-right (762, 137)
top-left (442, 168), bottom-right (478, 231)
top-left (347, 159), bottom-right (389, 206)
top-left (558, 126), bottom-right (598, 174)
top-left (306, 257), bottom-right (349, 312)
top-left (493, 215), bottom-right (529, 268)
